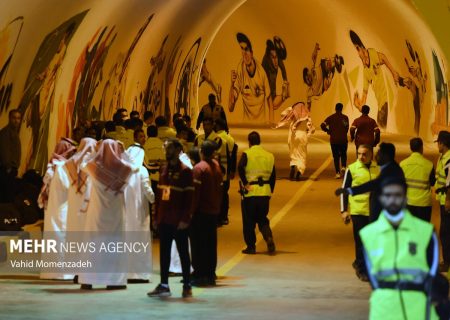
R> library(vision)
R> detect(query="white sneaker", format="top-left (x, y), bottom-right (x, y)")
top-left (335, 173), bottom-right (341, 179)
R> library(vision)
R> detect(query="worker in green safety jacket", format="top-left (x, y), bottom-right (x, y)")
top-left (360, 176), bottom-right (440, 320)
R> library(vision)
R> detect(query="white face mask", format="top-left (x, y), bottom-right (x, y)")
top-left (383, 209), bottom-right (405, 224)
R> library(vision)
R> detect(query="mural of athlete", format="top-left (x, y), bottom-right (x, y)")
top-left (349, 30), bottom-right (400, 129)
top-left (200, 59), bottom-right (222, 103)
top-left (303, 43), bottom-right (344, 111)
top-left (262, 36), bottom-right (289, 124)
top-left (229, 32), bottom-right (270, 122)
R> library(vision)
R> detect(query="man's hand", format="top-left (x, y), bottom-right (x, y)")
top-left (341, 211), bottom-right (351, 225)
top-left (335, 188), bottom-right (349, 196)
top-left (177, 221), bottom-right (189, 230)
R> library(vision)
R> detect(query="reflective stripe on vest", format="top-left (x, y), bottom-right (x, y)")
top-left (400, 153), bottom-right (433, 207)
top-left (436, 150), bottom-right (450, 205)
top-left (243, 146), bottom-right (274, 197)
top-left (348, 160), bottom-right (380, 216)
top-left (360, 211), bottom-right (437, 319)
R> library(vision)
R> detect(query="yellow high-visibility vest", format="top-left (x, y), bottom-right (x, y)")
top-left (243, 145), bottom-right (274, 197)
top-left (435, 150), bottom-right (450, 205)
top-left (348, 160), bottom-right (380, 216)
top-left (400, 152), bottom-right (433, 207)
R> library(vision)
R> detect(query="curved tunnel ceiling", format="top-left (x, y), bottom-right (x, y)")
top-left (0, 0), bottom-right (448, 173)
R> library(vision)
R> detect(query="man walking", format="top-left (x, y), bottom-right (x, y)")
top-left (350, 105), bottom-right (380, 151)
top-left (196, 93), bottom-right (228, 131)
top-left (341, 144), bottom-right (379, 281)
top-left (400, 137), bottom-right (435, 222)
top-left (435, 131), bottom-right (450, 272)
top-left (321, 102), bottom-right (349, 178)
top-left (190, 140), bottom-right (223, 286)
top-left (238, 131), bottom-right (276, 255)
top-left (147, 138), bottom-right (194, 298)
top-left (360, 176), bottom-right (439, 320)
top-left (0, 109), bottom-right (22, 202)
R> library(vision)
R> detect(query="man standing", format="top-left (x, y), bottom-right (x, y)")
top-left (196, 94), bottom-right (228, 131)
top-left (321, 103), bottom-right (349, 178)
top-left (147, 138), bottom-right (194, 298)
top-left (400, 137), bottom-right (435, 222)
top-left (360, 177), bottom-right (439, 320)
top-left (142, 111), bottom-right (154, 136)
top-left (229, 33), bottom-right (270, 122)
top-left (190, 140), bottom-right (223, 286)
top-left (435, 131), bottom-right (450, 272)
top-left (238, 131), bottom-right (276, 255)
top-left (215, 118), bottom-right (237, 226)
top-left (350, 105), bottom-right (380, 151)
top-left (336, 143), bottom-right (405, 222)
top-left (0, 109), bottom-right (21, 202)
top-left (194, 118), bottom-right (223, 149)
top-left (155, 116), bottom-right (177, 142)
top-left (341, 144), bottom-right (379, 281)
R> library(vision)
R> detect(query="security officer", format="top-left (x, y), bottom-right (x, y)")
top-left (215, 118), bottom-right (238, 226)
top-left (144, 125), bottom-right (165, 233)
top-left (341, 144), bottom-right (379, 282)
top-left (196, 93), bottom-right (228, 131)
top-left (238, 131), bottom-right (276, 255)
top-left (360, 176), bottom-right (439, 320)
top-left (400, 137), bottom-right (435, 222)
top-left (435, 131), bottom-right (450, 272)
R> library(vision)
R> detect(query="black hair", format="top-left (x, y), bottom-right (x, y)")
top-left (236, 32), bottom-right (252, 52)
top-left (182, 114), bottom-right (191, 122)
top-left (378, 142), bottom-right (396, 161)
top-left (201, 140), bottom-right (218, 158)
top-left (165, 138), bottom-right (183, 150)
top-left (188, 147), bottom-right (201, 165)
top-left (172, 113), bottom-right (182, 124)
top-left (147, 125), bottom-right (158, 137)
top-left (265, 39), bottom-right (276, 55)
top-left (361, 105), bottom-right (370, 115)
top-left (117, 108), bottom-right (127, 114)
top-left (358, 144), bottom-right (373, 153)
top-left (134, 128), bottom-right (145, 139)
top-left (155, 116), bottom-right (168, 127)
top-left (113, 113), bottom-right (123, 125)
top-left (248, 131), bottom-right (261, 146)
top-left (104, 121), bottom-right (116, 132)
top-left (143, 111), bottom-right (154, 121)
top-left (208, 93), bottom-right (216, 101)
top-left (349, 30), bottom-right (365, 49)
top-left (335, 103), bottom-right (344, 112)
top-left (130, 110), bottom-right (140, 118)
top-left (380, 176), bottom-right (407, 193)
top-left (410, 137), bottom-right (423, 152)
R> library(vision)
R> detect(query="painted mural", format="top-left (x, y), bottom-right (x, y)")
top-left (431, 50), bottom-right (449, 132)
top-left (0, 16), bottom-right (23, 114)
top-left (18, 10), bottom-right (87, 174)
top-left (303, 43), bottom-right (344, 111)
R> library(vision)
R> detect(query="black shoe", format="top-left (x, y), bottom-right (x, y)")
top-left (267, 238), bottom-right (276, 255)
top-left (242, 247), bottom-right (256, 254)
top-left (147, 284), bottom-right (171, 297)
top-left (207, 277), bottom-right (216, 286)
top-left (73, 275), bottom-right (78, 284)
top-left (106, 285), bottom-right (127, 290)
top-left (219, 219), bottom-right (229, 226)
top-left (296, 172), bottom-right (302, 181)
top-left (182, 285), bottom-right (193, 298)
top-left (80, 284), bottom-right (92, 290)
top-left (191, 277), bottom-right (208, 287)
top-left (127, 279), bottom-right (150, 284)
top-left (289, 166), bottom-right (296, 181)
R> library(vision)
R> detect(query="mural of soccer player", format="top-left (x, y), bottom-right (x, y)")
top-left (66, 26), bottom-right (117, 133)
top-left (142, 34), bottom-right (168, 115)
top-left (0, 16), bottom-right (23, 114)
top-left (302, 43), bottom-right (344, 111)
top-left (18, 11), bottom-right (87, 173)
top-left (349, 30), bottom-right (400, 129)
top-left (200, 58), bottom-right (222, 103)
top-left (229, 32), bottom-right (270, 123)
top-left (262, 36), bottom-right (290, 124)
top-left (164, 35), bottom-right (182, 118)
top-left (431, 50), bottom-right (449, 133)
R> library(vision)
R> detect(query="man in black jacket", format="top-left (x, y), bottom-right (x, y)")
top-left (335, 142), bottom-right (405, 221)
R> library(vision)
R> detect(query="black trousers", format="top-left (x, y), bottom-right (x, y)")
top-left (219, 180), bottom-right (230, 222)
top-left (150, 180), bottom-right (158, 233)
top-left (351, 215), bottom-right (369, 273)
top-left (0, 167), bottom-right (17, 203)
top-left (158, 223), bottom-right (191, 285)
top-left (190, 213), bottom-right (218, 279)
top-left (330, 143), bottom-right (348, 173)
top-left (242, 196), bottom-right (273, 249)
top-left (407, 205), bottom-right (432, 222)
top-left (440, 206), bottom-right (450, 264)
